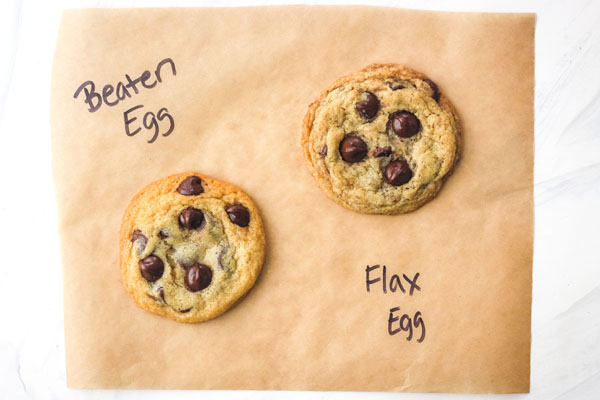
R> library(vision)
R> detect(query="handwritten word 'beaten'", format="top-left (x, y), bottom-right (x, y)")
top-left (73, 58), bottom-right (176, 113)
top-left (365, 264), bottom-right (425, 343)
top-left (73, 58), bottom-right (176, 143)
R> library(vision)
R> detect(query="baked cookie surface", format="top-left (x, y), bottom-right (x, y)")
top-left (302, 64), bottom-right (461, 214)
top-left (120, 172), bottom-right (265, 323)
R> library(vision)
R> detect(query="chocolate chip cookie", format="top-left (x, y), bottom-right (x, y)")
top-left (120, 173), bottom-right (265, 323)
top-left (302, 64), bottom-right (461, 214)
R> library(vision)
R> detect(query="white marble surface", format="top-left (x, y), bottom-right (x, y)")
top-left (1, 0), bottom-right (599, 399)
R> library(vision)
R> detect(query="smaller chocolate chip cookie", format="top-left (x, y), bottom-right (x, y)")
top-left (120, 172), bottom-right (265, 323)
top-left (302, 64), bottom-right (461, 214)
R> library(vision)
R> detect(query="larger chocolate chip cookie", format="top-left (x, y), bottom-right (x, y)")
top-left (120, 172), bottom-right (265, 323)
top-left (302, 64), bottom-right (461, 214)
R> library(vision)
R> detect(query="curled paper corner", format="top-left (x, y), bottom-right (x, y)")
top-left (392, 373), bottom-right (412, 391)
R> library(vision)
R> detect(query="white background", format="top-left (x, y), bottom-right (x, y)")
top-left (0, 0), bottom-right (599, 399)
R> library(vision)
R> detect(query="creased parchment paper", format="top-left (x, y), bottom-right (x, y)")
top-left (51, 6), bottom-right (534, 393)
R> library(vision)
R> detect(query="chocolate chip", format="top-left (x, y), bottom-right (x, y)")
top-left (158, 230), bottom-right (169, 239)
top-left (176, 176), bottom-right (204, 196)
top-left (179, 307), bottom-right (192, 313)
top-left (139, 255), bottom-right (164, 282)
top-left (423, 79), bottom-right (440, 102)
top-left (388, 82), bottom-right (405, 90)
top-left (339, 134), bottom-right (368, 163)
top-left (226, 204), bottom-right (250, 227)
top-left (185, 263), bottom-right (212, 292)
top-left (387, 111), bottom-right (421, 138)
top-left (178, 207), bottom-right (204, 230)
top-left (319, 145), bottom-right (328, 158)
top-left (373, 146), bottom-right (393, 158)
top-left (158, 287), bottom-right (165, 302)
top-left (384, 160), bottom-right (413, 186)
top-left (131, 230), bottom-right (148, 250)
top-left (355, 92), bottom-right (379, 120)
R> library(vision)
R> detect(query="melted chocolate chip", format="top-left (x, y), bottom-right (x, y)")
top-left (388, 82), bottom-right (405, 90)
top-left (339, 135), bottom-right (368, 163)
top-left (217, 248), bottom-right (226, 270)
top-left (387, 111), bottom-right (421, 138)
top-left (384, 160), bottom-right (413, 186)
top-left (158, 230), bottom-right (169, 239)
top-left (355, 92), bottom-right (380, 120)
top-left (178, 207), bottom-right (205, 230)
top-left (176, 176), bottom-right (204, 196)
top-left (423, 79), bottom-right (440, 102)
top-left (319, 145), bottom-right (328, 158)
top-left (139, 255), bottom-right (164, 282)
top-left (372, 146), bottom-right (393, 158)
top-left (226, 204), bottom-right (250, 227)
top-left (185, 263), bottom-right (212, 292)
top-left (131, 230), bottom-right (148, 249)
top-left (179, 307), bottom-right (192, 313)
top-left (176, 259), bottom-right (192, 269)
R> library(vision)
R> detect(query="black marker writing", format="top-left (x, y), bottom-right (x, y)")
top-left (73, 58), bottom-right (176, 113)
top-left (365, 265), bottom-right (421, 295)
top-left (388, 307), bottom-right (426, 342)
top-left (73, 58), bottom-right (177, 144)
top-left (366, 264), bottom-right (425, 343)
top-left (124, 105), bottom-right (174, 144)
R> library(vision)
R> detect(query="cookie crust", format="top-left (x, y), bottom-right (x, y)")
top-left (119, 172), bottom-right (265, 323)
top-left (302, 64), bottom-right (461, 214)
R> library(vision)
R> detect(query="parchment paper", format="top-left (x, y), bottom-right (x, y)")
top-left (51, 6), bottom-right (534, 393)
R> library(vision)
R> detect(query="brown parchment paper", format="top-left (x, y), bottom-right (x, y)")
top-left (51, 6), bottom-right (534, 393)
